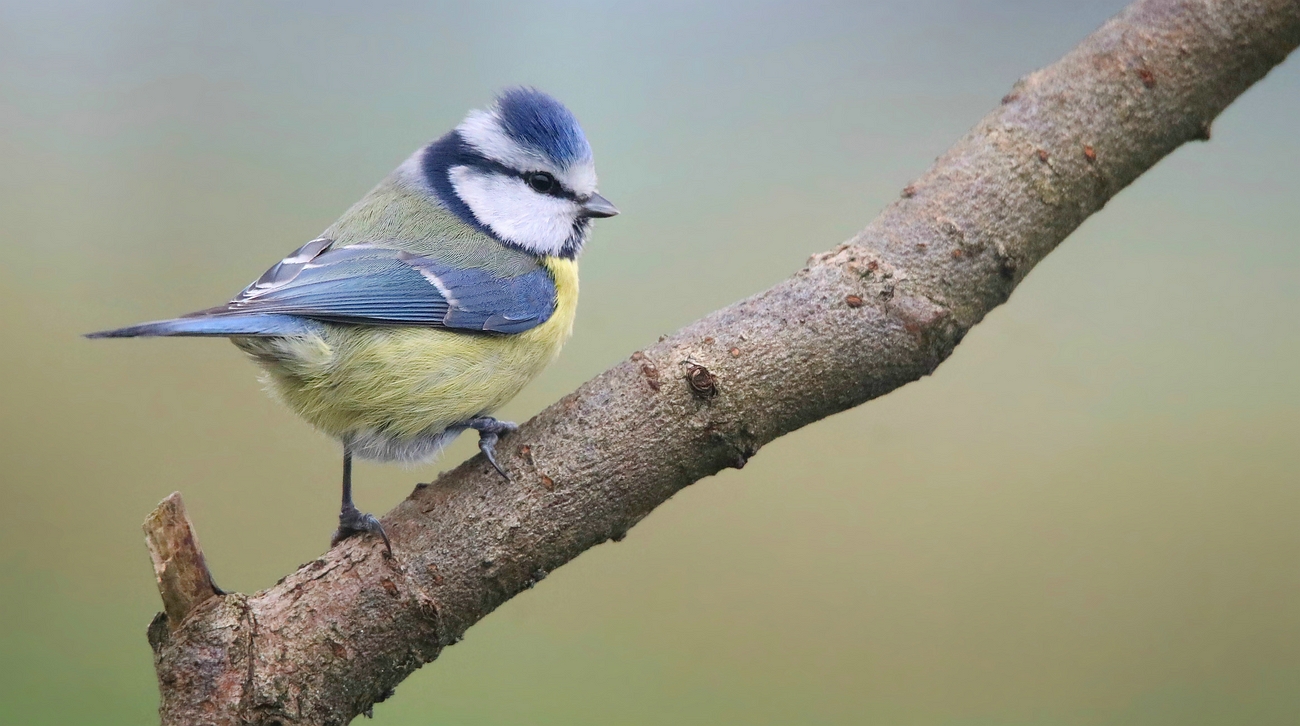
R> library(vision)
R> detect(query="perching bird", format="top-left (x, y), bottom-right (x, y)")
top-left (88, 88), bottom-right (618, 553)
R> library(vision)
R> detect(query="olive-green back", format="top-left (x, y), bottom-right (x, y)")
top-left (323, 173), bottom-right (540, 278)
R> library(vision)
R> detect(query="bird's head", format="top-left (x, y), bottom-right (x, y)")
top-left (419, 88), bottom-right (618, 259)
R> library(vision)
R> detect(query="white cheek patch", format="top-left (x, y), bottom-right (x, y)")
top-left (449, 165), bottom-right (579, 257)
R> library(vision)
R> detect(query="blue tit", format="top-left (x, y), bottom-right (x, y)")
top-left (88, 88), bottom-right (619, 552)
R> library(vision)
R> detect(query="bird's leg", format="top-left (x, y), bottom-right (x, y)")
top-left (466, 416), bottom-right (518, 481)
top-left (330, 448), bottom-right (392, 556)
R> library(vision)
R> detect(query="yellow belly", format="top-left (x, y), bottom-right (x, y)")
top-left (236, 257), bottom-right (578, 461)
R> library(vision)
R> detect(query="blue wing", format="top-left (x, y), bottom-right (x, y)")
top-left (87, 238), bottom-right (557, 338)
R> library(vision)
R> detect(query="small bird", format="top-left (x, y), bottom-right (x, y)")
top-left (88, 88), bottom-right (618, 553)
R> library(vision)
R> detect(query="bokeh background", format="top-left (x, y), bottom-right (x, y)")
top-left (2, 1), bottom-right (1298, 724)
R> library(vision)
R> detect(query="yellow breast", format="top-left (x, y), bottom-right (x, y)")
top-left (240, 257), bottom-right (579, 456)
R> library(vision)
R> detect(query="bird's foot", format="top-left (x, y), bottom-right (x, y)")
top-left (466, 417), bottom-right (518, 481)
top-left (331, 505), bottom-right (392, 556)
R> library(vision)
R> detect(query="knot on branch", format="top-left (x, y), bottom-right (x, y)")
top-left (809, 243), bottom-right (905, 302)
top-left (683, 361), bottom-right (718, 399)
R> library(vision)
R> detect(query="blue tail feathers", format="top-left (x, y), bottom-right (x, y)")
top-left (86, 313), bottom-right (315, 338)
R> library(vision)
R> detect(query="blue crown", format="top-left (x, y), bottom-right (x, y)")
top-left (495, 87), bottom-right (592, 167)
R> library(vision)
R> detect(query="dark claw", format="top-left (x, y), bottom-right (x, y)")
top-left (467, 417), bottom-right (518, 482)
top-left (332, 506), bottom-right (392, 556)
top-left (479, 432), bottom-right (509, 480)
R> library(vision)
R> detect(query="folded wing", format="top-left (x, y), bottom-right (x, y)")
top-left (87, 238), bottom-right (557, 338)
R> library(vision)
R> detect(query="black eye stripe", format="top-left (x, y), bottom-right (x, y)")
top-left (435, 145), bottom-right (581, 201)
top-left (520, 170), bottom-right (579, 201)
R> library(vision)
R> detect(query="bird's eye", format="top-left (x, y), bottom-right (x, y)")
top-left (526, 171), bottom-right (556, 194)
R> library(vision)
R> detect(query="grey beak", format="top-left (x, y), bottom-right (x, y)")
top-left (579, 193), bottom-right (619, 218)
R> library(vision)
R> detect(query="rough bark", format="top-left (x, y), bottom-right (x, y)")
top-left (146, 0), bottom-right (1300, 723)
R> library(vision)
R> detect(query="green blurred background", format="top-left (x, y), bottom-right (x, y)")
top-left (2, 1), bottom-right (1298, 723)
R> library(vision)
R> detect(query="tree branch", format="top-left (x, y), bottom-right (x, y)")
top-left (144, 493), bottom-right (220, 629)
top-left (146, 1), bottom-right (1300, 723)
